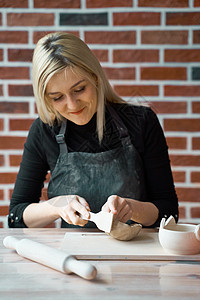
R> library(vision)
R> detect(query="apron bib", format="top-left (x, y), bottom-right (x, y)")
top-left (47, 105), bottom-right (146, 228)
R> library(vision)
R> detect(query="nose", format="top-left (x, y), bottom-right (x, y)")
top-left (65, 94), bottom-right (79, 110)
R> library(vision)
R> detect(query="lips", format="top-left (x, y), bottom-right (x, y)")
top-left (70, 107), bottom-right (85, 115)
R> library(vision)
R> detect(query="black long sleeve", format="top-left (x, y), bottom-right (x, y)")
top-left (9, 103), bottom-right (178, 228)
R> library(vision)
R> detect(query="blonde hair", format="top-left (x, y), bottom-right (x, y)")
top-left (32, 32), bottom-right (124, 141)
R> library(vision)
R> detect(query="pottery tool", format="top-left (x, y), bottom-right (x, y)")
top-left (3, 236), bottom-right (97, 280)
top-left (82, 211), bottom-right (114, 233)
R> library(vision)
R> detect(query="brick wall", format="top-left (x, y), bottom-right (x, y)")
top-left (0, 0), bottom-right (200, 227)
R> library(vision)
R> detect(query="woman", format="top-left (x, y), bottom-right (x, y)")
top-left (8, 32), bottom-right (178, 228)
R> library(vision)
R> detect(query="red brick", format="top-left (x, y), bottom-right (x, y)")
top-left (0, 155), bottom-right (4, 166)
top-left (0, 67), bottom-right (29, 80)
top-left (34, 0), bottom-right (80, 8)
top-left (194, 0), bottom-right (200, 7)
top-left (0, 102), bottom-right (29, 114)
top-left (8, 49), bottom-right (34, 62)
top-left (0, 0), bottom-right (28, 7)
top-left (0, 14), bottom-right (2, 26)
top-left (141, 30), bottom-right (188, 45)
top-left (9, 155), bottom-right (22, 167)
top-left (0, 137), bottom-right (26, 150)
top-left (138, 0), bottom-right (188, 7)
top-left (7, 13), bottom-right (54, 26)
top-left (103, 67), bottom-right (135, 80)
top-left (166, 12), bottom-right (200, 26)
top-left (150, 101), bottom-right (187, 114)
top-left (191, 172), bottom-right (200, 183)
top-left (114, 85), bottom-right (159, 97)
top-left (172, 171), bottom-right (186, 183)
top-left (34, 103), bottom-right (37, 114)
top-left (166, 137), bottom-right (187, 150)
top-left (192, 102), bottom-right (200, 113)
top-left (113, 49), bottom-right (159, 63)
top-left (141, 67), bottom-right (187, 80)
top-left (0, 222), bottom-right (3, 228)
top-left (0, 31), bottom-right (28, 44)
top-left (0, 173), bottom-right (17, 184)
top-left (92, 49), bottom-right (108, 62)
top-left (9, 119), bottom-right (34, 131)
top-left (113, 12), bottom-right (160, 26)
top-left (0, 206), bottom-right (9, 216)
top-left (193, 31), bottom-right (200, 44)
top-left (165, 49), bottom-right (200, 62)
top-left (9, 189), bottom-right (13, 199)
top-left (0, 85), bottom-right (3, 96)
top-left (191, 207), bottom-right (200, 218)
top-left (178, 206), bottom-right (185, 219)
top-left (0, 119), bottom-right (3, 131)
top-left (176, 187), bottom-right (200, 202)
top-left (164, 119), bottom-right (200, 132)
top-left (170, 155), bottom-right (200, 166)
top-left (33, 31), bottom-right (79, 44)
top-left (8, 85), bottom-right (33, 97)
top-left (87, 0), bottom-right (132, 7)
top-left (192, 137), bottom-right (200, 150)
top-left (0, 189), bottom-right (3, 200)
top-left (0, 49), bottom-right (3, 61)
top-left (164, 85), bottom-right (200, 97)
top-left (85, 31), bottom-right (136, 44)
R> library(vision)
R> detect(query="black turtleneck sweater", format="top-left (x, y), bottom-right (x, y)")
top-left (8, 103), bottom-right (179, 228)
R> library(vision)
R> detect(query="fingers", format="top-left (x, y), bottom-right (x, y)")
top-left (58, 195), bottom-right (90, 227)
top-left (102, 195), bottom-right (118, 214)
top-left (78, 196), bottom-right (90, 212)
top-left (103, 195), bottom-right (133, 223)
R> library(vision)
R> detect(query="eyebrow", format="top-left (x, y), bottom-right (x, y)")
top-left (47, 80), bottom-right (85, 95)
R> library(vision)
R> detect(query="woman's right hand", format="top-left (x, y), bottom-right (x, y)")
top-left (50, 195), bottom-right (90, 226)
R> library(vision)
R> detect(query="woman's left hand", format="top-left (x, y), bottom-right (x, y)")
top-left (101, 195), bottom-right (134, 223)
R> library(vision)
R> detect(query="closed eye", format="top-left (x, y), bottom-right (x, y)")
top-left (74, 86), bottom-right (86, 93)
top-left (53, 95), bottom-right (63, 102)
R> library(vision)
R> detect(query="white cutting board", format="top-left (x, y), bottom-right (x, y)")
top-left (61, 231), bottom-right (200, 261)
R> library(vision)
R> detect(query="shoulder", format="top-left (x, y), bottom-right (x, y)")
top-left (28, 118), bottom-right (60, 139)
top-left (109, 102), bottom-right (157, 126)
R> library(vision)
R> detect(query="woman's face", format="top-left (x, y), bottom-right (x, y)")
top-left (46, 67), bottom-right (98, 125)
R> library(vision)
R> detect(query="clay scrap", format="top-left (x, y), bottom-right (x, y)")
top-left (107, 220), bottom-right (142, 241)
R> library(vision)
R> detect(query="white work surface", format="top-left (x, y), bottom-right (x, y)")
top-left (1, 228), bottom-right (200, 300)
top-left (61, 230), bottom-right (200, 261)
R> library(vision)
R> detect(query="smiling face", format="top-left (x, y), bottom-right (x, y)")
top-left (46, 67), bottom-right (98, 125)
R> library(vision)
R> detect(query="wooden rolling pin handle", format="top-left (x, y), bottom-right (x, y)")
top-left (3, 236), bottom-right (97, 280)
top-left (65, 256), bottom-right (97, 280)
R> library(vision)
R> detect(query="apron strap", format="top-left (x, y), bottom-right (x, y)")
top-left (55, 105), bottom-right (132, 153)
top-left (106, 104), bottom-right (131, 146)
top-left (56, 121), bottom-right (68, 154)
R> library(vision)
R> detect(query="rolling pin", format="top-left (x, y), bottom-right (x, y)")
top-left (3, 236), bottom-right (97, 280)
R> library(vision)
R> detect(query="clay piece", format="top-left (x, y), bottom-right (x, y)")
top-left (107, 220), bottom-right (142, 241)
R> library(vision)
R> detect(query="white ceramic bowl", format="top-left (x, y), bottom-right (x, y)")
top-left (159, 216), bottom-right (200, 255)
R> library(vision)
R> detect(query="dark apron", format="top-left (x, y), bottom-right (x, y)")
top-left (47, 105), bottom-right (146, 228)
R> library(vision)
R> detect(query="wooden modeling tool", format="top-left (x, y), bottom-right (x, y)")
top-left (3, 236), bottom-right (97, 280)
top-left (82, 211), bottom-right (114, 233)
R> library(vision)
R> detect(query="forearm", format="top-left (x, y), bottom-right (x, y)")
top-left (129, 199), bottom-right (159, 226)
top-left (23, 195), bottom-right (90, 228)
top-left (23, 199), bottom-right (60, 228)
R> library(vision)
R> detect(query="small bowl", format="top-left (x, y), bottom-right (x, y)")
top-left (159, 216), bottom-right (200, 255)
